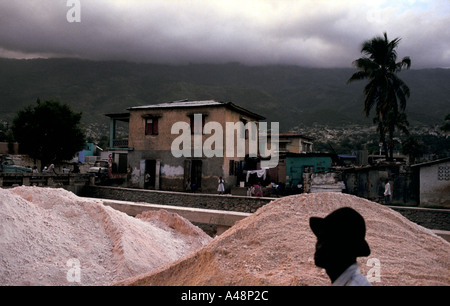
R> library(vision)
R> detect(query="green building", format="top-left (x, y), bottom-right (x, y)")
top-left (285, 153), bottom-right (334, 185)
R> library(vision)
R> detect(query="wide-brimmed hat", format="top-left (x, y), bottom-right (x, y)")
top-left (310, 207), bottom-right (370, 257)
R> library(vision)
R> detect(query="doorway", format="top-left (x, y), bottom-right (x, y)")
top-left (185, 159), bottom-right (202, 191)
top-left (144, 159), bottom-right (156, 189)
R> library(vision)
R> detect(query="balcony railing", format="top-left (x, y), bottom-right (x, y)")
top-left (112, 139), bottom-right (129, 148)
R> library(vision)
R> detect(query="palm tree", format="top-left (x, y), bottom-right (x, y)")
top-left (348, 32), bottom-right (411, 161)
top-left (402, 135), bottom-right (422, 164)
top-left (375, 110), bottom-right (410, 159)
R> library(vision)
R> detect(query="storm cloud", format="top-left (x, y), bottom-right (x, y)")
top-left (0, 0), bottom-right (448, 68)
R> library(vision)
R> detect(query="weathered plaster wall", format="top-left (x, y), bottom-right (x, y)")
top-left (419, 162), bottom-right (450, 207)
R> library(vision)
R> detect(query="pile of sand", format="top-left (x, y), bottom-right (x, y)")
top-left (0, 186), bottom-right (211, 286)
top-left (117, 192), bottom-right (450, 286)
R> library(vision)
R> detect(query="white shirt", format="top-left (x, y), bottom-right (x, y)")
top-left (332, 263), bottom-right (372, 286)
top-left (384, 182), bottom-right (391, 196)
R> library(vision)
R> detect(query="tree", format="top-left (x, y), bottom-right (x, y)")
top-left (348, 32), bottom-right (411, 161)
top-left (11, 99), bottom-right (85, 166)
top-left (402, 135), bottom-right (422, 164)
top-left (382, 110), bottom-right (410, 159)
top-left (440, 114), bottom-right (450, 133)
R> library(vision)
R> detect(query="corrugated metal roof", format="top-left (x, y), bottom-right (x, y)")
top-left (127, 100), bottom-right (222, 110)
top-left (410, 157), bottom-right (450, 168)
top-left (126, 99), bottom-right (266, 120)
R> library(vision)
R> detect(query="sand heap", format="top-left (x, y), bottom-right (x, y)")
top-left (0, 186), bottom-right (211, 286)
top-left (117, 192), bottom-right (450, 286)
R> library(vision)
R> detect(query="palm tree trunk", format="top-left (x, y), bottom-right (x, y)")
top-left (378, 125), bottom-right (389, 160)
top-left (382, 134), bottom-right (389, 160)
top-left (388, 129), bottom-right (394, 161)
top-left (377, 111), bottom-right (389, 160)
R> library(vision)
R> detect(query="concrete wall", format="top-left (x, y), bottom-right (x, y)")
top-left (419, 162), bottom-right (450, 207)
top-left (341, 166), bottom-right (419, 205)
top-left (387, 206), bottom-right (450, 231)
top-left (82, 186), bottom-right (274, 213)
top-left (128, 150), bottom-right (227, 192)
top-left (286, 156), bottom-right (332, 185)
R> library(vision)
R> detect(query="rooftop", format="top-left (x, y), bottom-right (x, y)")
top-left (127, 100), bottom-right (222, 110)
top-left (126, 99), bottom-right (266, 120)
top-left (411, 157), bottom-right (450, 168)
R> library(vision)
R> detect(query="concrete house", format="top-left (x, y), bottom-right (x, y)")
top-left (285, 153), bottom-right (333, 186)
top-left (259, 133), bottom-right (315, 184)
top-left (411, 157), bottom-right (450, 207)
top-left (107, 100), bottom-right (266, 192)
top-left (277, 133), bottom-right (314, 154)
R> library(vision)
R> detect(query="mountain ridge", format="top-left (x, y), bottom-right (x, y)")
top-left (0, 58), bottom-right (449, 134)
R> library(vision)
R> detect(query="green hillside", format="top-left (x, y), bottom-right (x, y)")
top-left (0, 58), bottom-right (449, 133)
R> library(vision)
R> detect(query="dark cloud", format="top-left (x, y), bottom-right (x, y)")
top-left (0, 0), bottom-right (448, 68)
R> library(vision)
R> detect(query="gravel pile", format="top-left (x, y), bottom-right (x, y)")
top-left (117, 192), bottom-right (450, 286)
top-left (0, 186), bottom-right (211, 286)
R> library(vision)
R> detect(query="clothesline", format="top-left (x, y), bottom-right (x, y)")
top-left (245, 168), bottom-right (269, 182)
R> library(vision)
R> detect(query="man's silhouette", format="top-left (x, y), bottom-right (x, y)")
top-left (310, 207), bottom-right (371, 286)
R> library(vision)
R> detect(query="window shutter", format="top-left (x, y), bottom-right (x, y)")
top-left (145, 119), bottom-right (152, 135)
top-left (152, 118), bottom-right (158, 135)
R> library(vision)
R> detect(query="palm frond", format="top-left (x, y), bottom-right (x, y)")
top-left (347, 70), bottom-right (368, 84)
top-left (396, 57), bottom-right (411, 72)
top-left (363, 80), bottom-right (379, 117)
top-left (390, 73), bottom-right (410, 110)
top-left (353, 58), bottom-right (379, 73)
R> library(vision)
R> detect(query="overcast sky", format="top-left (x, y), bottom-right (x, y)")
top-left (0, 0), bottom-right (448, 68)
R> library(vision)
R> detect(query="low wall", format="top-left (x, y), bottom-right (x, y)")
top-left (81, 186), bottom-right (274, 213)
top-left (0, 173), bottom-right (95, 187)
top-left (387, 206), bottom-right (450, 231)
top-left (95, 198), bottom-right (251, 235)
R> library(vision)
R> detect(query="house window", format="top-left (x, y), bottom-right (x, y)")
top-left (145, 118), bottom-right (158, 135)
top-left (240, 119), bottom-right (249, 139)
top-left (301, 141), bottom-right (313, 153)
top-left (438, 166), bottom-right (449, 181)
top-left (190, 114), bottom-right (206, 135)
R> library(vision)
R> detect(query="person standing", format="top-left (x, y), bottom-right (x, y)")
top-left (144, 172), bottom-right (151, 189)
top-left (185, 178), bottom-right (192, 192)
top-left (217, 176), bottom-right (225, 195)
top-left (384, 180), bottom-right (391, 204)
